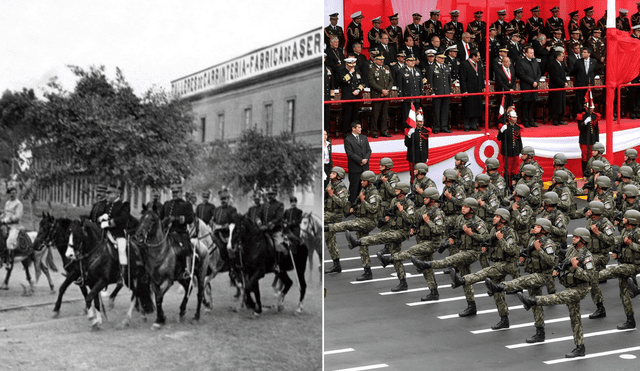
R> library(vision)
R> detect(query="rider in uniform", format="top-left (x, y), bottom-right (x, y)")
top-left (259, 187), bottom-right (288, 255)
top-left (210, 187), bottom-right (239, 271)
top-left (160, 183), bottom-right (195, 279)
top-left (195, 191), bottom-right (216, 225)
top-left (246, 190), bottom-right (263, 225)
top-left (98, 184), bottom-right (131, 284)
top-left (1, 187), bottom-right (23, 267)
top-left (89, 184), bottom-right (108, 223)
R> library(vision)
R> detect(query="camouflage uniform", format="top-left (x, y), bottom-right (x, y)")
top-left (505, 235), bottom-right (557, 328)
top-left (594, 190), bottom-right (616, 223)
top-left (618, 197), bottom-right (640, 232)
top-left (377, 170), bottom-right (400, 210)
top-left (328, 184), bottom-right (381, 269)
top-left (440, 182), bottom-right (466, 256)
top-left (598, 226), bottom-right (640, 319)
top-left (523, 178), bottom-right (542, 209)
top-left (623, 160), bottom-right (640, 183)
top-left (586, 215), bottom-right (615, 305)
top-left (540, 207), bottom-right (569, 294)
top-left (394, 203), bottom-right (445, 289)
top-left (430, 214), bottom-right (489, 301)
top-left (511, 200), bottom-right (535, 251)
top-left (411, 175), bottom-right (437, 207)
top-left (474, 187), bottom-right (499, 268)
top-left (519, 159), bottom-right (544, 187)
top-left (463, 225), bottom-right (518, 317)
top-left (488, 172), bottom-right (508, 203)
top-left (324, 179), bottom-right (350, 260)
top-left (586, 154), bottom-right (613, 179)
top-left (458, 166), bottom-right (475, 196)
top-left (534, 245), bottom-right (595, 348)
top-left (359, 196), bottom-right (416, 279)
top-left (556, 166), bottom-right (578, 194)
top-left (553, 183), bottom-right (575, 217)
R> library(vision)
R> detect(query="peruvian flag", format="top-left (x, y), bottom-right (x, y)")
top-left (585, 89), bottom-right (594, 107)
top-left (498, 95), bottom-right (505, 118)
top-left (405, 102), bottom-right (416, 136)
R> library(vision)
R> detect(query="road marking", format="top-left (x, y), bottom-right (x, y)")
top-left (406, 293), bottom-right (489, 306)
top-left (324, 256), bottom-right (376, 263)
top-left (506, 328), bottom-right (636, 349)
top-left (324, 348), bottom-right (355, 355)
top-left (437, 305), bottom-right (526, 319)
top-left (471, 314), bottom-right (588, 334)
top-left (379, 281), bottom-right (485, 295)
top-left (544, 345), bottom-right (640, 365)
top-left (342, 262), bottom-right (423, 274)
top-left (350, 271), bottom-right (444, 284)
top-left (332, 364), bottom-right (389, 371)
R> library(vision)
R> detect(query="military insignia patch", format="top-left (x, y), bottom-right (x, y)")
top-left (344, 75), bottom-right (351, 82)
top-left (369, 196), bottom-right (376, 203)
top-left (532, 188), bottom-right (540, 195)
top-left (604, 202), bottom-right (612, 209)
top-left (455, 192), bottom-right (463, 199)
top-left (605, 225), bottom-right (613, 236)
top-left (586, 262), bottom-right (593, 269)
top-left (435, 216), bottom-right (443, 225)
top-left (408, 206), bottom-right (414, 215)
top-left (521, 209), bottom-right (527, 216)
top-left (556, 219), bottom-right (563, 228)
top-left (546, 246), bottom-right (553, 254)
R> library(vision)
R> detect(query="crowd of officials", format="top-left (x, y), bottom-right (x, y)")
top-left (324, 5), bottom-right (640, 136)
top-left (324, 100), bottom-right (640, 358)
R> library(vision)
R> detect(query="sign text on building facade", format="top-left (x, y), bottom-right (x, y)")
top-left (172, 29), bottom-right (322, 98)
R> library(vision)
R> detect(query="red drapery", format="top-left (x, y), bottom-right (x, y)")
top-left (606, 29), bottom-right (640, 86)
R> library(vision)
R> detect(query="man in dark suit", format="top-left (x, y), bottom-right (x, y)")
top-left (402, 35), bottom-right (420, 68)
top-left (532, 34), bottom-right (551, 75)
top-left (344, 121), bottom-right (371, 204)
top-left (368, 55), bottom-right (393, 138)
top-left (427, 53), bottom-right (452, 133)
top-left (494, 56), bottom-right (516, 125)
top-left (325, 36), bottom-right (345, 76)
top-left (456, 32), bottom-right (473, 61)
top-left (352, 43), bottom-right (370, 87)
top-left (378, 33), bottom-right (397, 66)
top-left (566, 42), bottom-right (582, 79)
top-left (572, 47), bottom-right (598, 110)
top-left (405, 112), bottom-right (429, 172)
top-left (338, 57), bottom-right (364, 136)
top-left (100, 184), bottom-right (131, 284)
top-left (396, 53), bottom-right (425, 125)
top-left (547, 51), bottom-right (569, 126)
top-left (516, 46), bottom-right (541, 128)
top-left (460, 49), bottom-right (484, 131)
top-left (325, 13), bottom-right (345, 50)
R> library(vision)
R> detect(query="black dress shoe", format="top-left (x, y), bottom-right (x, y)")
top-left (382, 132), bottom-right (392, 137)
top-left (432, 130), bottom-right (439, 134)
top-left (372, 132), bottom-right (378, 138)
top-left (523, 123), bottom-right (531, 128)
top-left (560, 121), bottom-right (568, 125)
top-left (443, 129), bottom-right (452, 133)
top-left (552, 122), bottom-right (560, 126)
top-left (464, 128), bottom-right (469, 132)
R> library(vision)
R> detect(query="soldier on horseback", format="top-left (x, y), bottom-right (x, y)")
top-left (160, 183), bottom-right (195, 280)
top-left (145, 188), bottom-right (164, 213)
top-left (1, 187), bottom-right (24, 267)
top-left (98, 184), bottom-right (131, 284)
top-left (210, 187), bottom-right (239, 270)
top-left (259, 186), bottom-right (289, 255)
top-left (195, 191), bottom-right (216, 225)
top-left (89, 184), bottom-right (108, 223)
top-left (246, 190), bottom-right (263, 224)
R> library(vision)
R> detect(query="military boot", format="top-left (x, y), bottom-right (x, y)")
top-left (485, 278), bottom-right (505, 297)
top-left (378, 253), bottom-right (394, 268)
top-left (450, 270), bottom-right (465, 289)
top-left (410, 255), bottom-right (431, 273)
top-left (565, 344), bottom-right (586, 358)
top-left (459, 300), bottom-right (477, 317)
top-left (391, 278), bottom-right (408, 292)
top-left (355, 267), bottom-right (372, 281)
top-left (589, 302), bottom-right (606, 319)
top-left (517, 292), bottom-right (537, 311)
top-left (323, 225), bottom-right (330, 232)
top-left (118, 265), bottom-right (127, 285)
top-left (491, 316), bottom-right (509, 330)
top-left (379, 245), bottom-right (390, 255)
top-left (526, 326), bottom-right (546, 343)
top-left (324, 259), bottom-right (342, 274)
top-left (421, 288), bottom-right (439, 301)
top-left (617, 314), bottom-right (636, 330)
top-left (628, 277), bottom-right (640, 298)
top-left (345, 232), bottom-right (361, 250)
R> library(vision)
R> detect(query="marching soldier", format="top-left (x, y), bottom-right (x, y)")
top-left (485, 158), bottom-right (508, 202)
top-left (411, 198), bottom-right (489, 316)
top-left (486, 218), bottom-right (559, 343)
top-left (474, 174), bottom-right (499, 269)
top-left (580, 6), bottom-right (596, 39)
top-left (195, 191), bottom-right (215, 225)
top-left (509, 185), bottom-right (536, 255)
top-left (526, 6), bottom-right (544, 43)
top-left (444, 10), bottom-right (464, 41)
top-left (518, 146), bottom-right (544, 187)
top-left (454, 152), bottom-right (474, 196)
top-left (326, 171), bottom-right (380, 278)
top-left (386, 13), bottom-right (403, 50)
top-left (583, 201), bottom-right (615, 320)
top-left (576, 161), bottom-right (608, 203)
top-left (539, 191), bottom-right (568, 294)
top-left (346, 11), bottom-right (364, 54)
top-left (409, 162), bottom-right (437, 206)
top-left (621, 149), bottom-right (640, 184)
top-left (405, 13), bottom-right (424, 55)
top-left (550, 170), bottom-right (575, 216)
top-left (553, 154), bottom-right (578, 194)
top-left (378, 187), bottom-right (444, 300)
top-left (516, 164), bottom-right (542, 209)
top-left (615, 168), bottom-right (640, 213)
top-left (546, 6), bottom-right (565, 39)
top-left (517, 228), bottom-right (595, 358)
top-left (597, 209), bottom-right (640, 330)
top-left (376, 157), bottom-right (399, 209)
top-left (347, 182), bottom-right (416, 291)
top-left (160, 183), bottom-right (195, 280)
top-left (324, 13), bottom-right (345, 50)
top-left (618, 9), bottom-right (631, 32)
top-left (451, 208), bottom-right (518, 329)
top-left (324, 166), bottom-right (350, 274)
top-left (588, 142), bottom-right (614, 178)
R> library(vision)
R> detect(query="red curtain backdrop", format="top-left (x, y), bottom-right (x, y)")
top-left (607, 29), bottom-right (640, 86)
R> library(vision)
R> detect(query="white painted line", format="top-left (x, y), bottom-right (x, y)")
top-left (324, 348), bottom-right (355, 355)
top-left (544, 345), bottom-right (640, 365)
top-left (471, 314), bottom-right (588, 334)
top-left (342, 262), bottom-right (423, 273)
top-left (332, 364), bottom-right (389, 371)
top-left (437, 304), bottom-right (524, 319)
top-left (407, 293), bottom-right (489, 307)
top-left (324, 256), bottom-right (376, 263)
top-left (507, 328), bottom-right (636, 349)
top-left (379, 281), bottom-right (485, 295)
top-left (350, 271), bottom-right (444, 284)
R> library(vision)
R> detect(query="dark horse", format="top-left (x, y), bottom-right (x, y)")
top-left (33, 213), bottom-right (124, 317)
top-left (135, 207), bottom-right (209, 329)
top-left (0, 222), bottom-right (57, 295)
top-left (67, 218), bottom-right (154, 330)
top-left (230, 215), bottom-right (307, 315)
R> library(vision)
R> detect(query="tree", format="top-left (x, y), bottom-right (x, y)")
top-left (25, 65), bottom-right (200, 189)
top-left (0, 88), bottom-right (38, 172)
top-left (187, 127), bottom-right (317, 197)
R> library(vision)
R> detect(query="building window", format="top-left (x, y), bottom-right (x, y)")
top-left (200, 117), bottom-right (206, 143)
top-left (217, 113), bottom-right (225, 140)
top-left (244, 107), bottom-right (252, 129)
top-left (264, 103), bottom-right (273, 136)
top-left (286, 99), bottom-right (295, 133)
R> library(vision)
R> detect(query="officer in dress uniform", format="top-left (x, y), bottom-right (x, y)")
top-left (346, 11), bottom-right (364, 55)
top-left (444, 10), bottom-right (464, 41)
top-left (246, 191), bottom-right (263, 225)
top-left (0, 187), bottom-right (23, 267)
top-left (367, 16), bottom-right (384, 50)
top-left (423, 10), bottom-right (443, 49)
top-left (368, 54), bottom-right (393, 138)
top-left (509, 8), bottom-right (526, 44)
top-left (324, 13), bottom-right (345, 50)
top-left (545, 6), bottom-right (565, 39)
top-left (526, 6), bottom-right (544, 43)
top-left (405, 13), bottom-right (424, 56)
top-left (467, 11), bottom-right (486, 58)
top-left (145, 188), bottom-right (164, 214)
top-left (210, 187), bottom-right (239, 270)
top-left (386, 13), bottom-right (403, 50)
top-left (396, 53), bottom-right (425, 125)
top-left (195, 191), bottom-right (215, 225)
top-left (427, 53), bottom-right (452, 134)
top-left (98, 184), bottom-right (131, 284)
top-left (580, 6), bottom-right (596, 39)
top-left (259, 187), bottom-right (288, 258)
top-left (283, 196), bottom-right (303, 242)
top-left (617, 9), bottom-right (631, 32)
top-left (160, 183), bottom-right (195, 279)
top-left (90, 184), bottom-right (108, 224)
top-left (338, 57), bottom-right (364, 136)
top-left (491, 9), bottom-right (509, 46)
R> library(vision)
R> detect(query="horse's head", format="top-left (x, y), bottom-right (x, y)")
top-left (33, 212), bottom-right (56, 250)
top-left (299, 212), bottom-right (320, 242)
top-left (66, 218), bottom-right (94, 261)
top-left (136, 208), bottom-right (160, 244)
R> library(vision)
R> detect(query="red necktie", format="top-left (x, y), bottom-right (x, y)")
top-left (465, 43), bottom-right (470, 58)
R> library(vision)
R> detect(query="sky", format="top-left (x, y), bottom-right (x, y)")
top-left (0, 0), bottom-right (321, 96)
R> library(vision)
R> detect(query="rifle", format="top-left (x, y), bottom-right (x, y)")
top-left (555, 246), bottom-right (588, 279)
top-left (614, 211), bottom-right (624, 226)
top-left (481, 235), bottom-right (497, 255)
top-left (377, 202), bottom-right (399, 228)
top-left (582, 179), bottom-right (595, 191)
top-left (438, 228), bottom-right (461, 254)
top-left (519, 235), bottom-right (547, 263)
top-left (439, 183), bottom-right (456, 207)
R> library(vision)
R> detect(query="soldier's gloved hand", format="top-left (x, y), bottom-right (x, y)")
top-left (259, 225), bottom-right (268, 232)
top-left (169, 216), bottom-right (177, 222)
top-left (98, 213), bottom-right (109, 222)
top-left (100, 221), bottom-right (109, 229)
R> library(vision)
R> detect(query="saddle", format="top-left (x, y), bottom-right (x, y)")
top-left (265, 233), bottom-right (291, 255)
top-left (16, 230), bottom-right (33, 255)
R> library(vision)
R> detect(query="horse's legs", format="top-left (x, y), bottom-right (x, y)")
top-left (108, 283), bottom-right (124, 309)
top-left (152, 281), bottom-right (172, 329)
top-left (295, 247), bottom-right (308, 308)
top-left (53, 272), bottom-right (81, 316)
top-left (178, 279), bottom-right (190, 320)
top-left (276, 272), bottom-right (293, 312)
top-left (244, 270), bottom-right (265, 314)
top-left (40, 261), bottom-right (55, 293)
top-left (85, 280), bottom-right (108, 330)
top-left (22, 260), bottom-right (34, 296)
